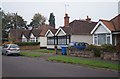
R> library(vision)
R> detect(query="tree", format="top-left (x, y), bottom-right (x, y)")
top-left (30, 13), bottom-right (46, 28)
top-left (2, 12), bottom-right (27, 30)
top-left (49, 13), bottom-right (55, 28)
top-left (2, 11), bottom-right (27, 42)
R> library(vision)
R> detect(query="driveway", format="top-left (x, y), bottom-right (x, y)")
top-left (2, 55), bottom-right (118, 77)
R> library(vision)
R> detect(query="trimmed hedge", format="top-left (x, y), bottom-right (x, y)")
top-left (101, 44), bottom-right (116, 53)
top-left (15, 42), bottom-right (40, 46)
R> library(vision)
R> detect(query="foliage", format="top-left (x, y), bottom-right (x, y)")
top-left (30, 13), bottom-right (46, 27)
top-left (116, 43), bottom-right (120, 52)
top-left (85, 44), bottom-right (101, 57)
top-left (2, 12), bottom-right (27, 30)
top-left (49, 13), bottom-right (55, 28)
top-left (101, 44), bottom-right (116, 53)
top-left (20, 52), bottom-right (43, 57)
top-left (2, 11), bottom-right (27, 42)
top-left (48, 56), bottom-right (119, 70)
top-left (15, 42), bottom-right (40, 46)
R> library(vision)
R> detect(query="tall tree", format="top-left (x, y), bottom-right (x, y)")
top-left (2, 11), bottom-right (27, 42)
top-left (2, 12), bottom-right (27, 30)
top-left (29, 13), bottom-right (46, 28)
top-left (49, 13), bottom-right (55, 28)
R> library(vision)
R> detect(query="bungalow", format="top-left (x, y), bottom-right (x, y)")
top-left (9, 24), bottom-right (54, 48)
top-left (45, 29), bottom-right (57, 49)
top-left (21, 30), bottom-right (31, 42)
top-left (91, 14), bottom-right (120, 46)
top-left (45, 14), bottom-right (97, 49)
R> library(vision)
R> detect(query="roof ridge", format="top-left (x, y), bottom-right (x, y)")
top-left (110, 14), bottom-right (120, 21)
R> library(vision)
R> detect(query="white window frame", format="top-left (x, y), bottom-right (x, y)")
top-left (93, 33), bottom-right (112, 46)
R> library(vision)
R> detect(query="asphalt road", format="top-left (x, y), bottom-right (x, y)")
top-left (2, 56), bottom-right (118, 77)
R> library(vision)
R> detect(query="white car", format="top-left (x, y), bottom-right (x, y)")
top-left (2, 44), bottom-right (20, 56)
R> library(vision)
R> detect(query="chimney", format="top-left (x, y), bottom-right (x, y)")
top-left (64, 13), bottom-right (70, 27)
top-left (86, 16), bottom-right (91, 22)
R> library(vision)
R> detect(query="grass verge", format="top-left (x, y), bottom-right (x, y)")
top-left (32, 49), bottom-right (55, 53)
top-left (48, 56), bottom-right (119, 70)
top-left (20, 52), bottom-right (43, 57)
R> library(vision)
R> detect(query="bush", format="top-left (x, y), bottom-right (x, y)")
top-left (15, 42), bottom-right (40, 46)
top-left (101, 44), bottom-right (116, 53)
top-left (85, 44), bottom-right (101, 57)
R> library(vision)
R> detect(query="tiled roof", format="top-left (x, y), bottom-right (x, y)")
top-left (38, 24), bottom-right (54, 36)
top-left (110, 14), bottom-right (120, 31)
top-left (100, 20), bottom-right (115, 31)
top-left (22, 30), bottom-right (31, 39)
top-left (61, 20), bottom-right (97, 35)
top-left (100, 14), bottom-right (120, 32)
top-left (31, 29), bottom-right (41, 37)
top-left (10, 29), bottom-right (23, 39)
top-left (50, 29), bottom-right (58, 34)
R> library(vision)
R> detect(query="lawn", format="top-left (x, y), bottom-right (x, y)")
top-left (32, 49), bottom-right (55, 53)
top-left (48, 56), bottom-right (119, 70)
top-left (20, 52), bottom-right (43, 57)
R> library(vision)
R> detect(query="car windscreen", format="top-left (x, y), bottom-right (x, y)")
top-left (10, 45), bottom-right (19, 48)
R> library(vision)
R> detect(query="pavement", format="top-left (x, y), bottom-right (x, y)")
top-left (2, 55), bottom-right (118, 77)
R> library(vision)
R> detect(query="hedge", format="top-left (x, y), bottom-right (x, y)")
top-left (15, 42), bottom-right (40, 46)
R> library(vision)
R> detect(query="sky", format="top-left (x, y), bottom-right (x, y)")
top-left (1, 0), bottom-right (119, 28)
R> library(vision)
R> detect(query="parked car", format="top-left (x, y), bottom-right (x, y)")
top-left (68, 42), bottom-right (88, 50)
top-left (2, 44), bottom-right (20, 56)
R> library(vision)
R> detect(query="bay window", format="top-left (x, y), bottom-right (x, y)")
top-left (94, 33), bottom-right (111, 45)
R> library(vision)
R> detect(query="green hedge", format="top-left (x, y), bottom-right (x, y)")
top-left (15, 42), bottom-right (40, 46)
top-left (85, 44), bottom-right (101, 57)
top-left (85, 44), bottom-right (116, 57)
top-left (101, 44), bottom-right (116, 53)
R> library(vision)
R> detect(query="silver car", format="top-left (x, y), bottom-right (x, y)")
top-left (2, 44), bottom-right (20, 56)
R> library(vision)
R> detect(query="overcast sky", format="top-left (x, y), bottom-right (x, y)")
top-left (1, 0), bottom-right (119, 28)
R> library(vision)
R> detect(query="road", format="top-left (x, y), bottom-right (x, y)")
top-left (2, 55), bottom-right (118, 77)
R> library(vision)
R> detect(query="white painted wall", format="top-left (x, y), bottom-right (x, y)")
top-left (71, 35), bottom-right (93, 44)
top-left (57, 30), bottom-right (66, 36)
top-left (30, 33), bottom-right (35, 38)
top-left (40, 37), bottom-right (47, 47)
top-left (47, 31), bottom-right (54, 37)
top-left (22, 35), bottom-right (27, 42)
top-left (94, 24), bottom-right (110, 34)
top-left (37, 37), bottom-right (40, 42)
top-left (47, 45), bottom-right (55, 49)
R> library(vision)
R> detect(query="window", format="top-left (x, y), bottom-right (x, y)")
top-left (98, 34), bottom-right (106, 45)
top-left (47, 37), bottom-right (54, 45)
top-left (107, 34), bottom-right (110, 44)
top-left (30, 38), bottom-right (36, 42)
top-left (94, 33), bottom-right (111, 45)
top-left (58, 36), bottom-right (66, 45)
top-left (94, 34), bottom-right (97, 45)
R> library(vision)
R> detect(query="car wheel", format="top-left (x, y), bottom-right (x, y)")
top-left (5, 52), bottom-right (9, 56)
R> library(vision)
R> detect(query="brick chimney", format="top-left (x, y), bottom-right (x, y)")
top-left (86, 16), bottom-right (91, 22)
top-left (64, 13), bottom-right (69, 27)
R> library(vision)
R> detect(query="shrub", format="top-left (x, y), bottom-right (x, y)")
top-left (116, 43), bottom-right (120, 53)
top-left (15, 42), bottom-right (40, 46)
top-left (85, 44), bottom-right (101, 57)
top-left (101, 44), bottom-right (116, 53)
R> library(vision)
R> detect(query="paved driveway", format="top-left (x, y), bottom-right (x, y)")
top-left (2, 55), bottom-right (118, 77)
